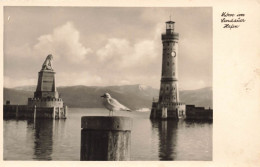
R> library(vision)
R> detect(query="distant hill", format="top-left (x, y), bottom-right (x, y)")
top-left (180, 87), bottom-right (212, 109)
top-left (3, 85), bottom-right (212, 109)
top-left (13, 85), bottom-right (36, 91)
top-left (4, 88), bottom-right (34, 105)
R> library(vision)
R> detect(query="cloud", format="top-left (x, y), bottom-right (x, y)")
top-left (96, 33), bottom-right (160, 69)
top-left (4, 8), bottom-right (212, 90)
top-left (34, 22), bottom-right (92, 63)
top-left (119, 80), bottom-right (132, 85)
top-left (56, 71), bottom-right (103, 86)
top-left (4, 76), bottom-right (36, 88)
top-left (5, 43), bottom-right (33, 58)
top-left (96, 38), bottom-right (131, 62)
top-left (92, 23), bottom-right (166, 88)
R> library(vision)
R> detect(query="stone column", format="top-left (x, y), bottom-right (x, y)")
top-left (162, 107), bottom-right (168, 119)
top-left (52, 107), bottom-right (55, 119)
top-left (34, 105), bottom-right (37, 119)
top-left (80, 116), bottom-right (132, 161)
top-left (58, 107), bottom-right (61, 119)
top-left (64, 106), bottom-right (67, 119)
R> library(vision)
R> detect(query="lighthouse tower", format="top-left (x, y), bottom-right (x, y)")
top-left (150, 20), bottom-right (186, 120)
top-left (159, 20), bottom-right (179, 103)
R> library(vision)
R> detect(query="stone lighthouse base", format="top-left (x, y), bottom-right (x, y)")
top-left (150, 102), bottom-right (213, 121)
top-left (150, 102), bottom-right (186, 120)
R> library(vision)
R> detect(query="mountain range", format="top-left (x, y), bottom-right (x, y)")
top-left (4, 84), bottom-right (212, 110)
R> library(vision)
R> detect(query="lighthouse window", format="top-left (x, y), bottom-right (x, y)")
top-left (167, 62), bottom-right (169, 66)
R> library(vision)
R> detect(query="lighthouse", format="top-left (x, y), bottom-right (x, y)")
top-left (160, 20), bottom-right (179, 103)
top-left (150, 20), bottom-right (186, 120)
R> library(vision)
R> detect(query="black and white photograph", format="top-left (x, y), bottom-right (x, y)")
top-left (1, 2), bottom-right (260, 167)
top-left (3, 7), bottom-right (213, 161)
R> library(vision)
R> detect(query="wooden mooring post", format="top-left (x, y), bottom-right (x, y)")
top-left (80, 116), bottom-right (132, 161)
top-left (15, 105), bottom-right (19, 118)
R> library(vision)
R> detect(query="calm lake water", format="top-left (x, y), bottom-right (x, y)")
top-left (4, 108), bottom-right (212, 161)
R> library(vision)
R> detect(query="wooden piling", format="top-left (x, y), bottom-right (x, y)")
top-left (80, 116), bottom-right (132, 161)
top-left (15, 105), bottom-right (19, 118)
top-left (64, 106), bottom-right (67, 118)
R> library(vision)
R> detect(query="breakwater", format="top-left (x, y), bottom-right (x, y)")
top-left (4, 104), bottom-right (67, 119)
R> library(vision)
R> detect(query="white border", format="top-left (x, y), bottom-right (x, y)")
top-left (1, 0), bottom-right (260, 167)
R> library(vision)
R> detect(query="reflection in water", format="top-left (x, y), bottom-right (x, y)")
top-left (4, 109), bottom-right (212, 160)
top-left (29, 119), bottom-right (55, 160)
top-left (151, 120), bottom-right (178, 160)
top-left (185, 119), bottom-right (213, 126)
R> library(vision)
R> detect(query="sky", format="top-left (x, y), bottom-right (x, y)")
top-left (4, 7), bottom-right (212, 90)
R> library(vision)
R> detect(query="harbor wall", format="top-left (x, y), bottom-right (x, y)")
top-left (185, 105), bottom-right (213, 121)
top-left (3, 104), bottom-right (67, 119)
top-left (150, 103), bottom-right (213, 121)
top-left (150, 102), bottom-right (185, 119)
top-left (28, 98), bottom-right (63, 107)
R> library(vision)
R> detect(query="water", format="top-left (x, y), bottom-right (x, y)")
top-left (3, 108), bottom-right (212, 161)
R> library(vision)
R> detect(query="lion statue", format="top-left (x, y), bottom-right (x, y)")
top-left (42, 54), bottom-right (54, 70)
